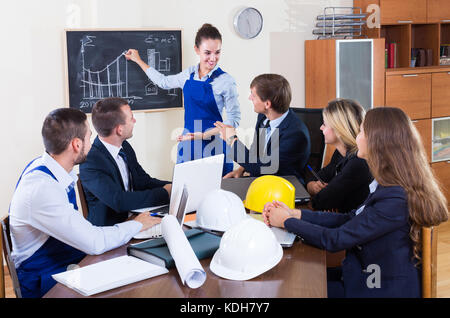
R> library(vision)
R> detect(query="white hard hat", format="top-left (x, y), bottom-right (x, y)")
top-left (210, 218), bottom-right (283, 281)
top-left (195, 189), bottom-right (247, 232)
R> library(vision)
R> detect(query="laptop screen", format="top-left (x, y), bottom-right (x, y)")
top-left (175, 185), bottom-right (188, 225)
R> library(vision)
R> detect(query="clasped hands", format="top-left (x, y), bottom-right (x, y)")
top-left (262, 201), bottom-right (301, 229)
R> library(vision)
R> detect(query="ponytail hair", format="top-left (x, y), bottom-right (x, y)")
top-left (195, 23), bottom-right (222, 47)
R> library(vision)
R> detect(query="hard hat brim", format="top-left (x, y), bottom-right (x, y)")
top-left (209, 244), bottom-right (283, 281)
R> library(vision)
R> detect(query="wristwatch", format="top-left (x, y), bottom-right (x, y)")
top-left (227, 135), bottom-right (238, 144)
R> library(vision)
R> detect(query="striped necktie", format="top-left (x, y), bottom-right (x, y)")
top-left (118, 148), bottom-right (133, 191)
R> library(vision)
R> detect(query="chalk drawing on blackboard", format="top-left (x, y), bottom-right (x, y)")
top-left (144, 34), bottom-right (177, 44)
top-left (80, 36), bottom-right (142, 106)
top-left (144, 48), bottom-right (178, 97)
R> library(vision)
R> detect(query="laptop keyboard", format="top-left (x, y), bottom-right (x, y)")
top-left (152, 205), bottom-right (170, 215)
top-left (134, 223), bottom-right (162, 239)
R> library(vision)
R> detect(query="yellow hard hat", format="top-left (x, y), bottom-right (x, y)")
top-left (243, 175), bottom-right (296, 213)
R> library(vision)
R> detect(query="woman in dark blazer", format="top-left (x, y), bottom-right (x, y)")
top-left (263, 107), bottom-right (448, 298)
top-left (306, 99), bottom-right (372, 213)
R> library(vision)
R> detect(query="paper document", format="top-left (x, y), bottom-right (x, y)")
top-left (52, 255), bottom-right (168, 296)
top-left (161, 215), bottom-right (206, 289)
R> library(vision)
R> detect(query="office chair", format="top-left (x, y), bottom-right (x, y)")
top-left (76, 174), bottom-right (89, 219)
top-left (422, 226), bottom-right (437, 298)
top-left (1, 216), bottom-right (22, 298)
top-left (290, 107), bottom-right (326, 181)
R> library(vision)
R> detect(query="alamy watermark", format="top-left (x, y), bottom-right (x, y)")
top-left (366, 264), bottom-right (381, 289)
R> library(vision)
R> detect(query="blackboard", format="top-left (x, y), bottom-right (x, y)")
top-left (65, 29), bottom-right (182, 113)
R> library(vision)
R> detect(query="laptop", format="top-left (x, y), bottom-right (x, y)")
top-left (133, 185), bottom-right (189, 240)
top-left (132, 154), bottom-right (224, 216)
top-left (221, 175), bottom-right (310, 204)
top-left (249, 214), bottom-right (297, 247)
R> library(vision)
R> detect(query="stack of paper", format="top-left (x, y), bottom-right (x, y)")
top-left (52, 255), bottom-right (168, 296)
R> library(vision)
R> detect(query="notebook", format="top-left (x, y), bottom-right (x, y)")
top-left (128, 229), bottom-right (221, 268)
top-left (51, 255), bottom-right (168, 296)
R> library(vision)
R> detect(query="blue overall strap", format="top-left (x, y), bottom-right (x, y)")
top-left (14, 156), bottom-right (41, 190)
top-left (23, 165), bottom-right (78, 211)
top-left (205, 67), bottom-right (225, 84)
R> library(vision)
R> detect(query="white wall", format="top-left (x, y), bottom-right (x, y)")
top-left (0, 0), bottom-right (352, 219)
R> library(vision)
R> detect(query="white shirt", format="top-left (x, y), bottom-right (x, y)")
top-left (99, 138), bottom-right (131, 191)
top-left (262, 110), bottom-right (289, 150)
top-left (9, 152), bottom-right (142, 268)
top-left (355, 179), bottom-right (379, 216)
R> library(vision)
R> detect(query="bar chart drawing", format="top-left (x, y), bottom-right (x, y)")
top-left (145, 49), bottom-right (178, 96)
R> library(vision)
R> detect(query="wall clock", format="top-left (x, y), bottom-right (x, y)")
top-left (233, 7), bottom-right (263, 39)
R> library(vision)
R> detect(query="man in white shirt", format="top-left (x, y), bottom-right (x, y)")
top-left (9, 108), bottom-right (161, 298)
top-left (79, 97), bottom-right (172, 226)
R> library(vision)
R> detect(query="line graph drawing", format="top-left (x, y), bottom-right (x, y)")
top-left (76, 34), bottom-right (179, 109)
top-left (80, 36), bottom-right (141, 101)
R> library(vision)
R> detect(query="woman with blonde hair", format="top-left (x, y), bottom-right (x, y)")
top-left (306, 98), bottom-right (372, 213)
top-left (263, 107), bottom-right (448, 297)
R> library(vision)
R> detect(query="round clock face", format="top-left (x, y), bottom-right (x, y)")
top-left (234, 7), bottom-right (263, 39)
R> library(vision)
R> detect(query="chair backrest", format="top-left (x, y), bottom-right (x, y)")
top-left (76, 174), bottom-right (89, 219)
top-left (290, 107), bottom-right (325, 180)
top-left (422, 226), bottom-right (437, 298)
top-left (1, 216), bottom-right (22, 298)
top-left (1, 218), bottom-right (4, 298)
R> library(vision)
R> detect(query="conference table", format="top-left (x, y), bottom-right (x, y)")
top-left (44, 177), bottom-right (327, 298)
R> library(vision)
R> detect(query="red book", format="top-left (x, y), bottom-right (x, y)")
top-left (389, 43), bottom-right (396, 68)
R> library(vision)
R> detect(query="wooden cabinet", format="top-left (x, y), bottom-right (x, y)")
top-left (413, 119), bottom-right (432, 162)
top-left (432, 72), bottom-right (450, 118)
top-left (427, 0), bottom-right (450, 23)
top-left (305, 39), bottom-right (385, 109)
top-left (380, 0), bottom-right (427, 24)
top-left (355, 0), bottom-right (450, 69)
top-left (432, 161), bottom-right (450, 208)
top-left (385, 73), bottom-right (431, 119)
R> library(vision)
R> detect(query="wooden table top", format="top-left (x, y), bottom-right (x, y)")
top-left (44, 237), bottom-right (326, 298)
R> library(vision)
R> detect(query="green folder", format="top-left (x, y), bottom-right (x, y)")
top-left (127, 229), bottom-right (221, 269)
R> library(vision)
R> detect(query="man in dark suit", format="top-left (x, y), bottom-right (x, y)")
top-left (215, 74), bottom-right (310, 184)
top-left (80, 97), bottom-right (171, 226)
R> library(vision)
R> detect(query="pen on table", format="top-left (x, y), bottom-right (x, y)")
top-left (307, 165), bottom-right (325, 184)
top-left (150, 212), bottom-right (159, 216)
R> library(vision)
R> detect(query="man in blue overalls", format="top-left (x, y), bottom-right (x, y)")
top-left (8, 108), bottom-right (161, 297)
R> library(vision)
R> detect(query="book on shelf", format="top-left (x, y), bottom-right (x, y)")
top-left (127, 228), bottom-right (221, 268)
top-left (388, 42), bottom-right (397, 68)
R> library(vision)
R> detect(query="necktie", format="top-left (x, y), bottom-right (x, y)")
top-left (259, 119), bottom-right (271, 155)
top-left (118, 148), bottom-right (133, 191)
top-left (67, 181), bottom-right (78, 211)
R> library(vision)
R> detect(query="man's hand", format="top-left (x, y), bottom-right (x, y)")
top-left (223, 167), bottom-right (244, 179)
top-left (133, 212), bottom-right (162, 231)
top-left (163, 183), bottom-right (172, 196)
top-left (214, 121), bottom-right (236, 144)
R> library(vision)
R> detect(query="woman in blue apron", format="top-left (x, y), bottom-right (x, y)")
top-left (125, 23), bottom-right (240, 176)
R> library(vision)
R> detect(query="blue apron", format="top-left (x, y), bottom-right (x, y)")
top-left (13, 159), bottom-right (86, 298)
top-left (177, 67), bottom-right (233, 175)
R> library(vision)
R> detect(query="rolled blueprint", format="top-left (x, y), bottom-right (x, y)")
top-left (161, 214), bottom-right (206, 288)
